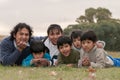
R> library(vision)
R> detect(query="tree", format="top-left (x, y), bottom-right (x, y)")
top-left (76, 7), bottom-right (112, 23)
top-left (85, 8), bottom-right (96, 23)
top-left (96, 7), bottom-right (112, 22)
top-left (76, 15), bottom-right (87, 24)
top-left (64, 7), bottom-right (120, 51)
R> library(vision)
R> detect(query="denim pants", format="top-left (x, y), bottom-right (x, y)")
top-left (108, 56), bottom-right (120, 67)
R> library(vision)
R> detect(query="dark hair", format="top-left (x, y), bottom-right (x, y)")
top-left (57, 36), bottom-right (72, 49)
top-left (70, 30), bottom-right (82, 42)
top-left (10, 23), bottom-right (33, 41)
top-left (47, 24), bottom-right (63, 35)
top-left (30, 40), bottom-right (47, 54)
top-left (81, 30), bottom-right (97, 43)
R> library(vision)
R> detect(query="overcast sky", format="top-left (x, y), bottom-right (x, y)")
top-left (0, 0), bottom-right (120, 36)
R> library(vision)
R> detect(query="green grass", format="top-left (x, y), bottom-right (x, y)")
top-left (0, 51), bottom-right (120, 80)
top-left (0, 65), bottom-right (120, 80)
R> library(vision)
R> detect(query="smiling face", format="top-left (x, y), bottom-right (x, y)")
top-left (82, 39), bottom-right (96, 53)
top-left (48, 29), bottom-right (62, 45)
top-left (14, 28), bottom-right (30, 44)
top-left (58, 43), bottom-right (71, 57)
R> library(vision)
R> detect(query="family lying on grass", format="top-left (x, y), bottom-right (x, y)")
top-left (0, 22), bottom-right (120, 68)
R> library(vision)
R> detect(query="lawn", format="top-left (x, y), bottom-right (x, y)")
top-left (0, 51), bottom-right (120, 80)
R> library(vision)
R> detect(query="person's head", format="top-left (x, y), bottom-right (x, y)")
top-left (30, 40), bottom-right (46, 59)
top-left (96, 40), bottom-right (105, 49)
top-left (47, 24), bottom-right (63, 45)
top-left (70, 30), bottom-right (82, 49)
top-left (57, 36), bottom-right (72, 57)
top-left (10, 23), bottom-right (33, 43)
top-left (81, 30), bottom-right (97, 53)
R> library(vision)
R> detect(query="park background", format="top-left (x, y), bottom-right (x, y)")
top-left (0, 0), bottom-right (120, 80)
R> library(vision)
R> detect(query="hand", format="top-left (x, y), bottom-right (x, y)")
top-left (32, 58), bottom-right (50, 67)
top-left (31, 59), bottom-right (41, 65)
top-left (16, 40), bottom-right (28, 51)
top-left (82, 56), bottom-right (91, 66)
top-left (66, 64), bottom-right (74, 67)
top-left (40, 58), bottom-right (50, 67)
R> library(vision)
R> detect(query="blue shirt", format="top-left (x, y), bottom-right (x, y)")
top-left (22, 53), bottom-right (51, 67)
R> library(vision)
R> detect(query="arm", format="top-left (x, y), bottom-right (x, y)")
top-left (44, 53), bottom-right (52, 66)
top-left (22, 54), bottom-right (33, 67)
top-left (0, 39), bottom-right (21, 65)
top-left (57, 54), bottom-right (64, 65)
top-left (90, 50), bottom-right (106, 68)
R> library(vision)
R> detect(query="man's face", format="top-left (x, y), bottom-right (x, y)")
top-left (14, 28), bottom-right (30, 44)
top-left (48, 29), bottom-right (62, 45)
top-left (59, 43), bottom-right (71, 57)
top-left (82, 40), bottom-right (96, 53)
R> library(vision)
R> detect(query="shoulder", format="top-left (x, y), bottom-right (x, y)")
top-left (26, 54), bottom-right (33, 58)
top-left (95, 47), bottom-right (106, 57)
top-left (71, 49), bottom-right (80, 55)
top-left (0, 36), bottom-right (13, 46)
top-left (44, 37), bottom-right (49, 44)
top-left (72, 49), bottom-right (79, 53)
top-left (95, 48), bottom-right (105, 53)
top-left (44, 53), bottom-right (50, 56)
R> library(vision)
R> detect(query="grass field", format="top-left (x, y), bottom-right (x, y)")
top-left (0, 51), bottom-right (120, 80)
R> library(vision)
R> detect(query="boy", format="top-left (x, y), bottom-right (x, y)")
top-left (78, 30), bottom-right (120, 68)
top-left (70, 30), bottom-right (83, 52)
top-left (57, 36), bottom-right (80, 67)
top-left (22, 40), bottom-right (51, 67)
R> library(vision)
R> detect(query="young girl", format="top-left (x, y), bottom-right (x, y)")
top-left (22, 40), bottom-right (51, 67)
top-left (57, 36), bottom-right (80, 67)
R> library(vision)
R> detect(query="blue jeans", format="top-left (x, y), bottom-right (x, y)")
top-left (108, 56), bottom-right (120, 67)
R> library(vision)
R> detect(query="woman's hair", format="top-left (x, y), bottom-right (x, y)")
top-left (10, 23), bottom-right (33, 41)
top-left (47, 24), bottom-right (63, 35)
top-left (57, 36), bottom-right (72, 49)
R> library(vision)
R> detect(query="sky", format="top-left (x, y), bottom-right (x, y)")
top-left (0, 0), bottom-right (120, 36)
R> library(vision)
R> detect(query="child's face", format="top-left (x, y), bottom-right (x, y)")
top-left (73, 37), bottom-right (81, 49)
top-left (59, 43), bottom-right (71, 57)
top-left (33, 52), bottom-right (44, 59)
top-left (48, 29), bottom-right (62, 45)
top-left (82, 40), bottom-right (96, 53)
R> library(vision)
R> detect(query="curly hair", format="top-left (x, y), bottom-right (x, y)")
top-left (10, 23), bottom-right (33, 42)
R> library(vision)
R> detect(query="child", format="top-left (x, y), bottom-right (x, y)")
top-left (78, 30), bottom-right (120, 68)
top-left (57, 36), bottom-right (80, 67)
top-left (70, 30), bottom-right (83, 52)
top-left (22, 40), bottom-right (51, 67)
top-left (44, 24), bottom-right (63, 66)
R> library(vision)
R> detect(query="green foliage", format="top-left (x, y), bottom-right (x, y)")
top-left (64, 7), bottom-right (120, 51)
top-left (64, 20), bottom-right (120, 51)
top-left (76, 7), bottom-right (112, 24)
